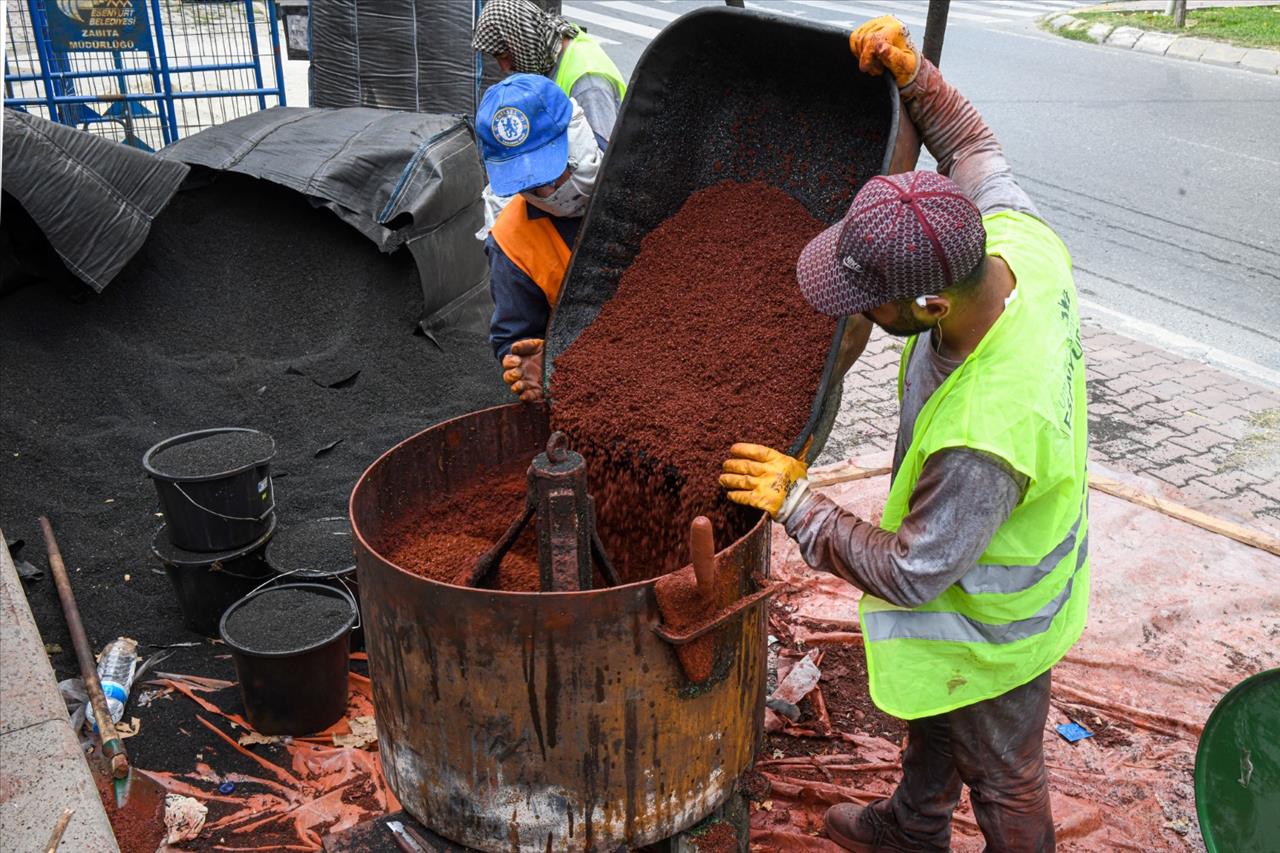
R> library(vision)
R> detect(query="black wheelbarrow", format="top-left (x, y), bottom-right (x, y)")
top-left (544, 5), bottom-right (900, 462)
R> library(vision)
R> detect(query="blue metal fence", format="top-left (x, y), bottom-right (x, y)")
top-left (5, 0), bottom-right (286, 151)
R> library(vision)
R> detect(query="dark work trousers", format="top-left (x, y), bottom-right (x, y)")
top-left (887, 669), bottom-right (1055, 852)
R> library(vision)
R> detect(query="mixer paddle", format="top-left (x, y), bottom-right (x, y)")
top-left (465, 432), bottom-right (622, 592)
top-left (467, 503), bottom-right (534, 588)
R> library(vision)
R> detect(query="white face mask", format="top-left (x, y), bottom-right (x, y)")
top-left (521, 98), bottom-right (602, 219)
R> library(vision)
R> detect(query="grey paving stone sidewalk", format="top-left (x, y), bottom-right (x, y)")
top-left (0, 530), bottom-right (121, 852)
top-left (820, 323), bottom-right (1280, 537)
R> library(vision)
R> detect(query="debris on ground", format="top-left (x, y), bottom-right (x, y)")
top-left (163, 794), bottom-right (208, 844)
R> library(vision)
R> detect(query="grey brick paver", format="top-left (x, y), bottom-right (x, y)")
top-left (1251, 479), bottom-right (1280, 503)
top-left (1169, 427), bottom-right (1234, 455)
top-left (1193, 468), bottom-right (1265, 495)
top-left (1200, 403), bottom-right (1249, 424)
top-left (1102, 374), bottom-right (1142, 394)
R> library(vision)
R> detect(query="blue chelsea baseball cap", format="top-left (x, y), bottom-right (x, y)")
top-left (476, 74), bottom-right (572, 196)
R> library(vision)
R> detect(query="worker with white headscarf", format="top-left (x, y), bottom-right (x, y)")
top-left (473, 0), bottom-right (626, 143)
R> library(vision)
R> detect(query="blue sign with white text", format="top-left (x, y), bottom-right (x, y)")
top-left (46, 0), bottom-right (153, 52)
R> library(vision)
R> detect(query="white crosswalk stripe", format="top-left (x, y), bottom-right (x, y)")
top-left (561, 0), bottom-right (1076, 46)
top-left (595, 0), bottom-right (683, 23)
top-left (562, 4), bottom-right (664, 38)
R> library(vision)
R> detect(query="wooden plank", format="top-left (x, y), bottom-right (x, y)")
top-left (805, 463), bottom-right (1280, 558)
top-left (1087, 475), bottom-right (1280, 558)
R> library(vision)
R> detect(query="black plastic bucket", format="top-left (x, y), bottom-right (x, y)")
top-left (219, 582), bottom-right (355, 735)
top-left (152, 517), bottom-right (279, 637)
top-left (264, 516), bottom-right (363, 649)
top-left (143, 427), bottom-right (276, 552)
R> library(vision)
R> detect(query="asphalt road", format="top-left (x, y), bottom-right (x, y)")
top-left (565, 0), bottom-right (1280, 381)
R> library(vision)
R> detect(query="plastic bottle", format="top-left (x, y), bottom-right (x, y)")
top-left (92, 637), bottom-right (139, 730)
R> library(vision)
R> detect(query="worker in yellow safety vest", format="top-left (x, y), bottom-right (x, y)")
top-left (476, 74), bottom-right (603, 402)
top-left (719, 18), bottom-right (1088, 852)
top-left (473, 0), bottom-right (627, 143)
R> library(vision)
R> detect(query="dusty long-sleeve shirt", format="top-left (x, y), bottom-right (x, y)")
top-left (784, 58), bottom-right (1042, 610)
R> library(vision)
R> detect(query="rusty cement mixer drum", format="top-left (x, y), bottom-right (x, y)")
top-left (349, 403), bottom-right (769, 852)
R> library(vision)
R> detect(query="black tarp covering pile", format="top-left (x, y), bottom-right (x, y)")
top-left (0, 172), bottom-right (507, 678)
top-left (1, 109), bottom-right (189, 292)
top-left (309, 0), bottom-right (478, 114)
top-left (157, 107), bottom-right (491, 332)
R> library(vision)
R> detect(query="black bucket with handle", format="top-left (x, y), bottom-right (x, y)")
top-left (143, 427), bottom-right (276, 552)
top-left (220, 582), bottom-right (356, 735)
top-left (264, 516), bottom-right (363, 649)
top-left (151, 516), bottom-right (279, 637)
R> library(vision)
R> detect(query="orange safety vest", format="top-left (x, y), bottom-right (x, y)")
top-left (489, 196), bottom-right (572, 307)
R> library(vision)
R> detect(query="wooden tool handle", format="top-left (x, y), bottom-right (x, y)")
top-left (690, 516), bottom-right (716, 602)
top-left (40, 517), bottom-right (130, 779)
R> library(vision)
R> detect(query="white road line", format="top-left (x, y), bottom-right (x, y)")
top-left (964, 0), bottom-right (1055, 12)
top-left (792, 0), bottom-right (926, 27)
top-left (938, 9), bottom-right (1005, 23)
top-left (562, 4), bottom-right (663, 39)
top-left (1169, 136), bottom-right (1280, 168)
top-left (596, 0), bottom-right (682, 23)
top-left (950, 1), bottom-right (1039, 17)
top-left (1079, 297), bottom-right (1280, 389)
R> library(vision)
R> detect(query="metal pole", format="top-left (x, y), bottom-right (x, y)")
top-left (148, 0), bottom-right (180, 141)
top-left (39, 516), bottom-right (130, 780)
top-left (242, 0), bottom-right (268, 110)
top-left (25, 0), bottom-right (63, 122)
top-left (922, 0), bottom-right (951, 67)
top-left (725, 0), bottom-right (745, 7)
top-left (265, 0), bottom-right (286, 106)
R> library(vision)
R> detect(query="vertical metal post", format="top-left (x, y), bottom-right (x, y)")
top-left (142, 30), bottom-right (174, 145)
top-left (25, 0), bottom-right (63, 122)
top-left (265, 0), bottom-right (286, 106)
top-left (922, 0), bottom-right (950, 67)
top-left (242, 0), bottom-right (267, 110)
top-left (725, 0), bottom-right (745, 7)
top-left (148, 0), bottom-right (179, 141)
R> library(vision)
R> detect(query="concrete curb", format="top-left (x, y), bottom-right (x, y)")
top-left (1041, 12), bottom-right (1280, 74)
top-left (0, 527), bottom-right (121, 852)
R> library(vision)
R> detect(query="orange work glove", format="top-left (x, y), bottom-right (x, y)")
top-left (849, 16), bottom-right (919, 88)
top-left (720, 443), bottom-right (810, 522)
top-left (500, 338), bottom-right (544, 403)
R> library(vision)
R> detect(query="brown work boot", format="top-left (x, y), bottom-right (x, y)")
top-left (824, 800), bottom-right (934, 852)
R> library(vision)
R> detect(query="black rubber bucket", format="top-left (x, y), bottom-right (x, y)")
top-left (219, 582), bottom-right (356, 735)
top-left (143, 427), bottom-right (276, 552)
top-left (152, 516), bottom-right (279, 637)
top-left (264, 516), bottom-right (363, 649)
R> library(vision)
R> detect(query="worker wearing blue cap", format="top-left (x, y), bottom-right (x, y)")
top-left (477, 73), bottom-right (604, 403)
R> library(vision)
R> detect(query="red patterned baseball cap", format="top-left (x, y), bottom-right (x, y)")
top-left (796, 172), bottom-right (986, 317)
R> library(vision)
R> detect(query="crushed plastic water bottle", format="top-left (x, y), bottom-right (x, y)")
top-left (92, 637), bottom-right (139, 730)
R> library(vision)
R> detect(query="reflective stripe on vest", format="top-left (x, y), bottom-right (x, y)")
top-left (863, 533), bottom-right (1088, 644)
top-left (956, 483), bottom-right (1086, 596)
top-left (861, 211), bottom-right (1090, 720)
top-left (552, 33), bottom-right (627, 102)
top-left (489, 195), bottom-right (571, 307)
